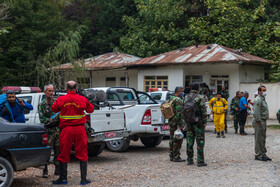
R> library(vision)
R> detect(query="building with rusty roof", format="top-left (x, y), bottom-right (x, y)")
top-left (58, 44), bottom-right (270, 98)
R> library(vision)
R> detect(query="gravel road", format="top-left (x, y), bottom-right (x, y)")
top-left (12, 120), bottom-right (280, 187)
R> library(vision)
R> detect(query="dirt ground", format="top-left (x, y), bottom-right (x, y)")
top-left (12, 120), bottom-right (280, 187)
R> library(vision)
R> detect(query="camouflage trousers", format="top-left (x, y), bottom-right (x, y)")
top-left (233, 113), bottom-right (240, 130)
top-left (186, 123), bottom-right (205, 163)
top-left (169, 125), bottom-right (183, 159)
top-left (46, 127), bottom-right (60, 167)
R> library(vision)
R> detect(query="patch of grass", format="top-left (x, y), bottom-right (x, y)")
top-left (267, 125), bottom-right (280, 130)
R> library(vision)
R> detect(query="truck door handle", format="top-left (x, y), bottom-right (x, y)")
top-left (25, 118), bottom-right (29, 121)
top-left (106, 113), bottom-right (111, 117)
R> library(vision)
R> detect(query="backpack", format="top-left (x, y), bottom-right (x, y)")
top-left (160, 98), bottom-right (176, 119)
top-left (183, 93), bottom-right (200, 124)
top-left (0, 94), bottom-right (7, 117)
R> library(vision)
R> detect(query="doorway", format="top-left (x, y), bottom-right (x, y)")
top-left (210, 75), bottom-right (229, 92)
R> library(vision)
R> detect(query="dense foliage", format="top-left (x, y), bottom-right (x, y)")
top-left (0, 0), bottom-right (280, 87)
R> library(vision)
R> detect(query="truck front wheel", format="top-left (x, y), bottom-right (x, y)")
top-left (140, 136), bottom-right (163, 147)
top-left (105, 138), bottom-right (130, 152)
top-left (88, 143), bottom-right (105, 157)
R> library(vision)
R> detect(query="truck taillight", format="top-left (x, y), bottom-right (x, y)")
top-left (141, 109), bottom-right (151, 125)
top-left (124, 113), bottom-right (126, 128)
top-left (42, 134), bottom-right (48, 144)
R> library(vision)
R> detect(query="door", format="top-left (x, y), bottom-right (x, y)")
top-left (210, 75), bottom-right (229, 92)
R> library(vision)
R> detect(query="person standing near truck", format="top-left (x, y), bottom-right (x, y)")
top-left (230, 91), bottom-right (242, 134)
top-left (253, 85), bottom-right (271, 161)
top-left (2, 90), bottom-right (33, 123)
top-left (168, 86), bottom-right (185, 162)
top-left (38, 84), bottom-right (60, 178)
top-left (184, 83), bottom-right (207, 167)
top-left (209, 92), bottom-right (228, 138)
top-left (51, 81), bottom-right (94, 185)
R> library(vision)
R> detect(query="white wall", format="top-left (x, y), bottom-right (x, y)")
top-left (240, 82), bottom-right (280, 119)
top-left (91, 69), bottom-right (138, 88)
top-left (183, 63), bottom-right (240, 101)
top-left (239, 65), bottom-right (264, 82)
top-left (137, 65), bottom-right (184, 92)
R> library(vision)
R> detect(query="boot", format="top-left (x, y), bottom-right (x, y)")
top-left (216, 132), bottom-right (220, 138)
top-left (80, 161), bottom-right (91, 185)
top-left (42, 165), bottom-right (48, 178)
top-left (221, 131), bottom-right (225, 138)
top-left (54, 165), bottom-right (60, 176)
top-left (235, 129), bottom-right (238, 134)
top-left (52, 162), bottom-right (67, 185)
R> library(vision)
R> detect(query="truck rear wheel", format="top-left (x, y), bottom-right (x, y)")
top-left (0, 156), bottom-right (14, 187)
top-left (140, 136), bottom-right (163, 147)
top-left (88, 143), bottom-right (105, 157)
top-left (105, 138), bottom-right (130, 152)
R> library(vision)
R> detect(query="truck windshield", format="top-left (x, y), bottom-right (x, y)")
top-left (150, 93), bottom-right (162, 101)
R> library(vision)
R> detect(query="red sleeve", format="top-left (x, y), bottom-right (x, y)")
top-left (85, 100), bottom-right (94, 113)
top-left (51, 98), bottom-right (61, 113)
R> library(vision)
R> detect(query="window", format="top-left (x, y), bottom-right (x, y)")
top-left (120, 77), bottom-right (129, 87)
top-left (150, 93), bottom-right (162, 101)
top-left (185, 75), bottom-right (203, 87)
top-left (77, 77), bottom-right (90, 89)
top-left (105, 77), bottom-right (116, 87)
top-left (144, 76), bottom-right (168, 92)
top-left (17, 96), bottom-right (32, 114)
top-left (210, 75), bottom-right (229, 92)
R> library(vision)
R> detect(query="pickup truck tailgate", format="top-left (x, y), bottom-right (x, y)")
top-left (90, 110), bottom-right (125, 132)
top-left (150, 105), bottom-right (164, 125)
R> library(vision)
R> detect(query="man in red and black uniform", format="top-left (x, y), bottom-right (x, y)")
top-left (51, 81), bottom-right (94, 185)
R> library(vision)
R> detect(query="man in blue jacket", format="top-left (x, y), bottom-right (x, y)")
top-left (2, 91), bottom-right (33, 123)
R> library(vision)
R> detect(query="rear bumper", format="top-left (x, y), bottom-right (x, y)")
top-left (88, 130), bottom-right (129, 143)
top-left (9, 146), bottom-right (51, 171)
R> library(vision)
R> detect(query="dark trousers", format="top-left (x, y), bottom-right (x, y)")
top-left (239, 110), bottom-right (247, 133)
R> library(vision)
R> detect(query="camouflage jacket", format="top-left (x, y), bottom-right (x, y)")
top-left (230, 97), bottom-right (240, 115)
top-left (222, 90), bottom-right (229, 101)
top-left (184, 90), bottom-right (207, 124)
top-left (38, 99), bottom-right (56, 124)
top-left (168, 95), bottom-right (184, 128)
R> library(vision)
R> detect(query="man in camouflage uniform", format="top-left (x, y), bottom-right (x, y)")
top-left (221, 86), bottom-right (229, 133)
top-left (230, 91), bottom-right (242, 134)
top-left (38, 84), bottom-right (60, 178)
top-left (184, 83), bottom-right (207, 167)
top-left (168, 86), bottom-right (185, 162)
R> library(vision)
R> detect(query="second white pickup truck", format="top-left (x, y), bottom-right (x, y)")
top-left (16, 92), bottom-right (129, 157)
top-left (88, 87), bottom-right (169, 152)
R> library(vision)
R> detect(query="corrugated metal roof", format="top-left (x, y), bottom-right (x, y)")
top-left (57, 52), bottom-right (141, 70)
top-left (128, 44), bottom-right (270, 66)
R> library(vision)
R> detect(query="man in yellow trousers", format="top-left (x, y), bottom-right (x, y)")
top-left (209, 92), bottom-right (228, 138)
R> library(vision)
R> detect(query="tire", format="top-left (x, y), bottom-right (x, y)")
top-left (88, 143), bottom-right (105, 157)
top-left (140, 136), bottom-right (163, 147)
top-left (0, 156), bottom-right (14, 187)
top-left (105, 138), bottom-right (130, 152)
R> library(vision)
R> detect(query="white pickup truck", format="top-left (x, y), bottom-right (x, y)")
top-left (88, 87), bottom-right (169, 152)
top-left (16, 93), bottom-right (129, 157)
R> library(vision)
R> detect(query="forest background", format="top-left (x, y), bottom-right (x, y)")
top-left (0, 0), bottom-right (280, 87)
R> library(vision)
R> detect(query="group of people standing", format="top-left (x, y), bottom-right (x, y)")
top-left (168, 83), bottom-right (271, 166)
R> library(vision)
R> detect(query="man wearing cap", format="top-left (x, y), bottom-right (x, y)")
top-left (2, 90), bottom-right (33, 123)
top-left (51, 81), bottom-right (94, 185)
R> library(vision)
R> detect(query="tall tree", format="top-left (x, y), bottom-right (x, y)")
top-left (120, 0), bottom-right (192, 57)
top-left (188, 0), bottom-right (280, 81)
top-left (0, 0), bottom-right (75, 86)
top-left (63, 0), bottom-right (136, 57)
